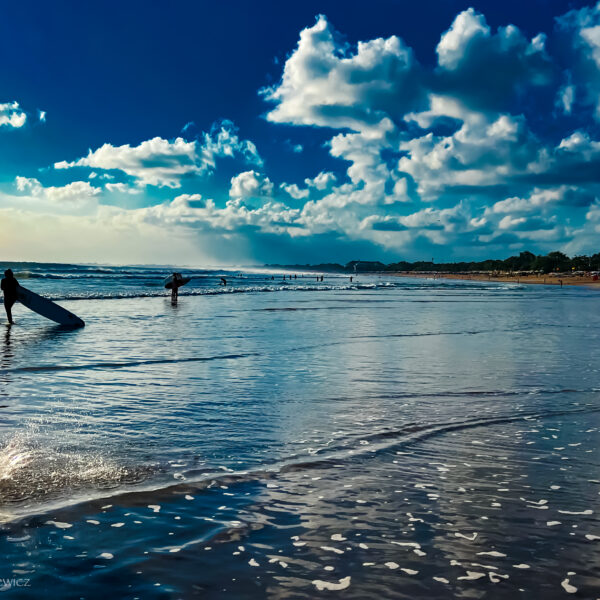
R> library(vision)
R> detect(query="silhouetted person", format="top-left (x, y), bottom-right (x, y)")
top-left (220, 277), bottom-right (227, 286)
top-left (1, 269), bottom-right (18, 324)
top-left (171, 272), bottom-right (183, 304)
top-left (350, 276), bottom-right (353, 282)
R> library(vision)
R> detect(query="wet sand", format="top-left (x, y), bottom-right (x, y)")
top-left (390, 272), bottom-right (600, 287)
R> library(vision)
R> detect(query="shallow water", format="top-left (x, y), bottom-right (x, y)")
top-left (0, 266), bottom-right (599, 598)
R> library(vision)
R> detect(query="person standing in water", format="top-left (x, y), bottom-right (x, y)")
top-left (1, 269), bottom-right (19, 324)
top-left (171, 272), bottom-right (183, 304)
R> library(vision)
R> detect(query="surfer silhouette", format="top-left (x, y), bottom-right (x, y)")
top-left (220, 277), bottom-right (227, 286)
top-left (1, 269), bottom-right (18, 324)
top-left (171, 272), bottom-right (183, 304)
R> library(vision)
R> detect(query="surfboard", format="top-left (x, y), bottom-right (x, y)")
top-left (164, 275), bottom-right (191, 289)
top-left (15, 286), bottom-right (85, 327)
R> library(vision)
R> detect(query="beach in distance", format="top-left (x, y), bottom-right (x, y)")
top-left (390, 271), bottom-right (600, 287)
top-left (0, 262), bottom-right (599, 598)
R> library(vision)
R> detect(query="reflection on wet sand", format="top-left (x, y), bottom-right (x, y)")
top-left (0, 408), bottom-right (597, 597)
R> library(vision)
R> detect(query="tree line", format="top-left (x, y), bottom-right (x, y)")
top-left (268, 252), bottom-right (600, 274)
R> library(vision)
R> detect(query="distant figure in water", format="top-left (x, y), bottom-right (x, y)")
top-left (294, 274), bottom-right (297, 279)
top-left (350, 276), bottom-right (353, 282)
top-left (220, 277), bottom-right (227, 286)
top-left (1, 269), bottom-right (18, 324)
top-left (283, 275), bottom-right (286, 280)
top-left (171, 272), bottom-right (183, 304)
top-left (271, 275), bottom-right (274, 280)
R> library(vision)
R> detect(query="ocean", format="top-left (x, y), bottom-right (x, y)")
top-left (0, 263), bottom-right (599, 598)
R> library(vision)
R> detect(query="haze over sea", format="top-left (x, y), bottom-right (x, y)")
top-left (0, 263), bottom-right (599, 598)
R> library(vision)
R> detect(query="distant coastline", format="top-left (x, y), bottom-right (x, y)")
top-left (389, 271), bottom-right (600, 287)
top-left (266, 250), bottom-right (600, 287)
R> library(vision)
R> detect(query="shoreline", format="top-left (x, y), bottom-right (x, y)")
top-left (387, 271), bottom-right (600, 287)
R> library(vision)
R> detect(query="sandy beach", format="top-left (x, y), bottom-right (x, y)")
top-left (389, 271), bottom-right (600, 287)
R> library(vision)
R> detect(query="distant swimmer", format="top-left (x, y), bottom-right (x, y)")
top-left (1, 269), bottom-right (18, 324)
top-left (220, 277), bottom-right (227, 286)
top-left (350, 276), bottom-right (353, 282)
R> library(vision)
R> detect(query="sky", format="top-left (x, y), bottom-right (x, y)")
top-left (1, 0), bottom-right (599, 265)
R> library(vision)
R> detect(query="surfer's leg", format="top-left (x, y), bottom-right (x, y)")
top-left (5, 298), bottom-right (14, 324)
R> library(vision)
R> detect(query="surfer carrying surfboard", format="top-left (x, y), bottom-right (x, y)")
top-left (171, 272), bottom-right (184, 303)
top-left (1, 269), bottom-right (18, 324)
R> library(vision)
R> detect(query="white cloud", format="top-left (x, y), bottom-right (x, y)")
top-left (399, 108), bottom-right (544, 200)
top-left (557, 84), bottom-right (575, 114)
top-left (280, 183), bottom-right (309, 200)
top-left (229, 170), bottom-right (273, 199)
top-left (14, 177), bottom-right (100, 206)
top-left (436, 8), bottom-right (489, 70)
top-left (0, 102), bottom-right (27, 128)
top-left (435, 9), bottom-right (551, 112)
top-left (45, 181), bottom-right (100, 203)
top-left (55, 137), bottom-right (199, 188)
top-left (488, 187), bottom-right (579, 215)
top-left (581, 24), bottom-right (600, 68)
top-left (262, 15), bottom-right (419, 136)
top-left (305, 171), bottom-right (337, 190)
top-left (557, 130), bottom-right (600, 154)
top-left (198, 121), bottom-right (263, 172)
top-left (54, 121), bottom-right (262, 188)
top-left (15, 176), bottom-right (42, 195)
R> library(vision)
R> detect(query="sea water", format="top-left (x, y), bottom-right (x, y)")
top-left (0, 264), bottom-right (599, 598)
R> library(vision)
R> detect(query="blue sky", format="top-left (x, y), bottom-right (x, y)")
top-left (0, 0), bottom-right (599, 265)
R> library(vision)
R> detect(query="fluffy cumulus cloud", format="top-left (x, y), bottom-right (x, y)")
top-left (435, 8), bottom-right (552, 112)
top-left (261, 15), bottom-right (421, 136)
top-left (0, 102), bottom-right (27, 128)
top-left (4, 5), bottom-right (600, 263)
top-left (54, 121), bottom-right (262, 189)
top-left (229, 170), bottom-right (273, 200)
